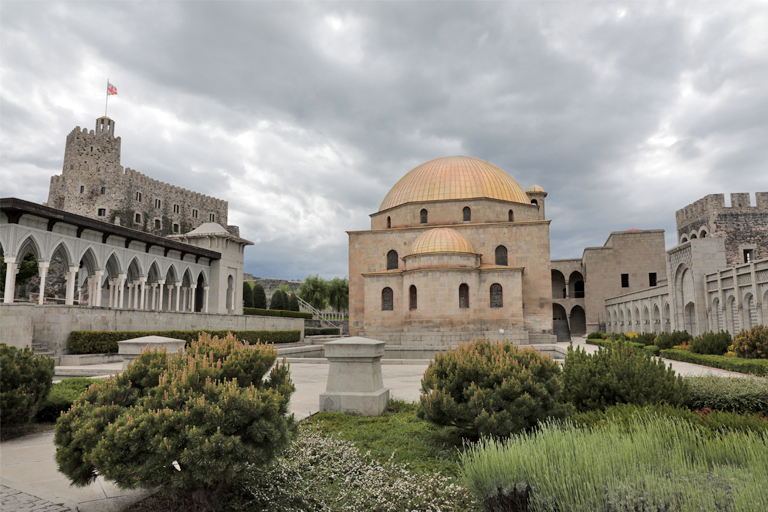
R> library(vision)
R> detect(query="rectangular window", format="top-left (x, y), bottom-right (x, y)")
top-left (155, 219), bottom-right (161, 229)
top-left (209, 213), bottom-right (215, 222)
top-left (134, 213), bottom-right (141, 223)
top-left (97, 208), bottom-right (106, 217)
top-left (173, 204), bottom-right (180, 214)
top-left (744, 249), bottom-right (754, 263)
top-left (649, 273), bottom-right (657, 287)
top-left (621, 274), bottom-right (629, 288)
top-left (80, 185), bottom-right (85, 193)
top-left (100, 187), bottom-right (106, 195)
top-left (173, 223), bottom-right (180, 233)
top-left (154, 199), bottom-right (161, 208)
top-left (136, 191), bottom-right (142, 202)
top-left (192, 209), bottom-right (198, 218)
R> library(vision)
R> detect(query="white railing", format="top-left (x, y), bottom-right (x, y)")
top-left (296, 296), bottom-right (342, 328)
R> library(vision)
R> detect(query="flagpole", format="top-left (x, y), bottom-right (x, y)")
top-left (105, 79), bottom-right (109, 117)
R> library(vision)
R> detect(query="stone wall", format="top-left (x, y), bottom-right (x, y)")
top-left (305, 319), bottom-right (349, 335)
top-left (0, 303), bottom-right (304, 354)
top-left (246, 278), bottom-right (303, 297)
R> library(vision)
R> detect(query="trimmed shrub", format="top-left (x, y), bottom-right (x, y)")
top-left (561, 341), bottom-right (688, 412)
top-left (305, 327), bottom-right (340, 336)
top-left (634, 332), bottom-right (657, 346)
top-left (656, 330), bottom-right (692, 350)
top-left (732, 325), bottom-right (768, 359)
top-left (288, 293), bottom-right (299, 312)
top-left (643, 345), bottom-right (661, 357)
top-left (1, 344), bottom-right (55, 427)
top-left (269, 290), bottom-right (285, 310)
top-left (690, 330), bottom-right (732, 355)
top-left (243, 307), bottom-right (312, 319)
top-left (686, 375), bottom-right (768, 415)
top-left (586, 331), bottom-right (605, 340)
top-left (573, 403), bottom-right (768, 436)
top-left (661, 349), bottom-right (768, 377)
top-left (418, 339), bottom-right (570, 439)
top-left (36, 378), bottom-right (99, 423)
top-left (242, 282), bottom-right (254, 308)
top-left (253, 283), bottom-right (267, 309)
top-left (586, 338), bottom-right (644, 351)
top-left (54, 332), bottom-right (296, 510)
top-left (68, 329), bottom-right (302, 354)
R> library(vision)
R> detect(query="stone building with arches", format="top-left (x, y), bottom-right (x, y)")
top-left (348, 155), bottom-right (554, 345)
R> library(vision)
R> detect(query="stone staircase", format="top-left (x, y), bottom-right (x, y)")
top-left (31, 341), bottom-right (59, 365)
top-left (304, 334), bottom-right (347, 345)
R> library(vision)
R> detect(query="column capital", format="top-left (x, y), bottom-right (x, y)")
top-left (139, 276), bottom-right (147, 283)
top-left (151, 282), bottom-right (158, 288)
top-left (38, 261), bottom-right (50, 269)
top-left (204, 286), bottom-right (210, 290)
top-left (158, 279), bottom-right (166, 285)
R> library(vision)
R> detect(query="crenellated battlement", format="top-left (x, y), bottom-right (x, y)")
top-left (123, 167), bottom-right (227, 207)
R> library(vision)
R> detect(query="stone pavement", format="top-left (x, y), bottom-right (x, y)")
top-left (0, 336), bottom-right (756, 511)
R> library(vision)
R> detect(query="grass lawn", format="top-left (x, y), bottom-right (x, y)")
top-left (306, 398), bottom-right (466, 477)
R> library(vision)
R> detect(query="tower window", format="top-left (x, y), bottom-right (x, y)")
top-left (155, 199), bottom-right (161, 208)
top-left (136, 191), bottom-right (142, 202)
top-left (387, 250), bottom-right (399, 270)
top-left (155, 219), bottom-right (161, 229)
top-left (173, 223), bottom-right (180, 233)
top-left (463, 207), bottom-right (471, 222)
top-left (508, 209), bottom-right (514, 222)
top-left (209, 213), bottom-right (215, 222)
top-left (173, 204), bottom-right (180, 214)
top-left (101, 187), bottom-right (106, 195)
top-left (387, 216), bottom-right (391, 229)
top-left (420, 209), bottom-right (428, 224)
top-left (382, 287), bottom-right (394, 311)
top-left (495, 245), bottom-right (508, 266)
top-left (649, 273), bottom-right (657, 287)
top-left (192, 209), bottom-right (198, 218)
top-left (409, 285), bottom-right (417, 310)
top-left (744, 249), bottom-right (754, 263)
top-left (459, 283), bottom-right (469, 309)
top-left (134, 213), bottom-right (141, 223)
top-left (490, 283), bottom-right (503, 308)
top-left (621, 274), bottom-right (629, 288)
top-left (97, 208), bottom-right (106, 217)
top-left (531, 199), bottom-right (538, 206)
top-left (80, 185), bottom-right (85, 194)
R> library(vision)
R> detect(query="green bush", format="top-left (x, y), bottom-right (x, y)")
top-left (243, 307), bottom-right (312, 319)
top-left (253, 283), bottom-right (267, 309)
top-left (269, 290), bottom-right (286, 310)
top-left (55, 332), bottom-right (296, 510)
top-left (586, 331), bottom-right (605, 340)
top-left (686, 375), bottom-right (768, 415)
top-left (305, 327), bottom-right (340, 336)
top-left (634, 332), bottom-right (657, 346)
top-left (418, 339), bottom-right (570, 439)
top-left (656, 330), bottom-right (692, 350)
top-left (661, 349), bottom-right (768, 377)
top-left (573, 403), bottom-right (768, 436)
top-left (1, 344), bottom-right (55, 427)
top-left (460, 415), bottom-right (768, 511)
top-left (732, 325), bottom-right (768, 359)
top-left (561, 341), bottom-right (688, 412)
top-left (242, 282), bottom-right (254, 308)
top-left (36, 378), bottom-right (99, 423)
top-left (586, 338), bottom-right (645, 351)
top-left (690, 330), bottom-right (732, 355)
top-left (288, 293), bottom-right (299, 312)
top-left (643, 345), bottom-right (661, 357)
top-left (68, 329), bottom-right (302, 354)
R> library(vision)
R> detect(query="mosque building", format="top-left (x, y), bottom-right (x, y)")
top-left (347, 156), bottom-right (555, 345)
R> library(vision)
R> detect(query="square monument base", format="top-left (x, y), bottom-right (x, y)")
top-left (319, 389), bottom-right (390, 417)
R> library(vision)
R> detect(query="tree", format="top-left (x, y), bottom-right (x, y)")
top-left (269, 289), bottom-right (286, 310)
top-left (288, 293), bottom-right (299, 312)
top-left (253, 283), bottom-right (267, 309)
top-left (1, 248), bottom-right (38, 297)
top-left (298, 275), bottom-right (328, 311)
top-left (242, 282), bottom-right (254, 308)
top-left (327, 277), bottom-right (349, 312)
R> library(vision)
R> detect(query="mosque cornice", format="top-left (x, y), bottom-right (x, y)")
top-left (372, 196), bottom-right (539, 216)
top-left (347, 219), bottom-right (551, 235)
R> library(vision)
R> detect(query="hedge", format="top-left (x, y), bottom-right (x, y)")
top-left (305, 327), bottom-right (340, 336)
top-left (660, 349), bottom-right (768, 377)
top-left (244, 307), bottom-right (312, 320)
top-left (685, 375), bottom-right (768, 416)
top-left (68, 329), bottom-right (302, 354)
top-left (36, 377), bottom-right (99, 423)
top-left (586, 339), bottom-right (645, 351)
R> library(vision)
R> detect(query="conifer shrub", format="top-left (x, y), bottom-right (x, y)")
top-left (732, 325), bottom-right (768, 359)
top-left (561, 341), bottom-right (688, 412)
top-left (655, 330), bottom-right (692, 350)
top-left (643, 345), bottom-right (661, 357)
top-left (417, 339), bottom-right (570, 439)
top-left (269, 289), bottom-right (285, 310)
top-left (54, 332), bottom-right (295, 510)
top-left (288, 293), bottom-right (299, 312)
top-left (242, 282), bottom-right (254, 309)
top-left (586, 331), bottom-right (605, 340)
top-left (690, 330), bottom-right (732, 355)
top-left (0, 344), bottom-right (55, 427)
top-left (634, 332), bottom-right (657, 346)
top-left (253, 283), bottom-right (267, 309)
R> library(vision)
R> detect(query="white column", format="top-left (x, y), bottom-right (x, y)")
top-left (127, 283), bottom-right (134, 309)
top-left (65, 266), bottom-right (78, 305)
top-left (3, 258), bottom-right (17, 304)
top-left (37, 261), bottom-right (50, 305)
top-left (191, 287), bottom-right (197, 312)
top-left (117, 274), bottom-right (126, 308)
top-left (138, 277), bottom-right (147, 310)
top-left (158, 280), bottom-right (166, 311)
top-left (87, 278), bottom-right (94, 307)
top-left (108, 279), bottom-right (115, 307)
top-left (203, 286), bottom-right (210, 313)
top-left (94, 271), bottom-right (105, 307)
top-left (181, 287), bottom-right (188, 312)
top-left (167, 284), bottom-right (174, 311)
top-left (175, 283), bottom-right (181, 311)
top-left (151, 283), bottom-right (158, 310)
top-left (77, 285), bottom-right (83, 305)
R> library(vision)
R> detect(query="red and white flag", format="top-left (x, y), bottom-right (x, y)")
top-left (107, 82), bottom-right (117, 95)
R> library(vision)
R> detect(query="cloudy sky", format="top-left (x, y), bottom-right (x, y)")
top-left (2, 1), bottom-right (767, 279)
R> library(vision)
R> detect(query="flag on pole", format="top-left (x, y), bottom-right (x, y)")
top-left (107, 82), bottom-right (118, 95)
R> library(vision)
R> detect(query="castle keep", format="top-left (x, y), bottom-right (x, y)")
top-left (47, 117), bottom-right (230, 237)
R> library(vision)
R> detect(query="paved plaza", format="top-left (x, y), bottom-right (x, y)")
top-left (0, 338), bottom-right (755, 512)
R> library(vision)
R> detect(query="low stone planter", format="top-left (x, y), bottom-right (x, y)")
top-left (59, 353), bottom-right (125, 366)
top-left (319, 337), bottom-right (390, 417)
top-left (118, 335), bottom-right (186, 369)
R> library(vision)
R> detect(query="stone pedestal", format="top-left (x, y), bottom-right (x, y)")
top-left (319, 337), bottom-right (390, 417)
top-left (118, 335), bottom-right (186, 369)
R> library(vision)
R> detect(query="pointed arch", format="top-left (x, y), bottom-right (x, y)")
top-left (105, 253), bottom-right (122, 280)
top-left (165, 264), bottom-right (179, 284)
top-left (50, 240), bottom-right (74, 268)
top-left (17, 233), bottom-right (42, 261)
top-left (78, 247), bottom-right (98, 276)
top-left (182, 268), bottom-right (194, 287)
top-left (126, 257), bottom-right (143, 281)
top-left (194, 268), bottom-right (209, 287)
top-left (147, 261), bottom-right (162, 283)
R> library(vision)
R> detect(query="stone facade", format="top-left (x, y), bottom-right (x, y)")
top-left (47, 117), bottom-right (231, 237)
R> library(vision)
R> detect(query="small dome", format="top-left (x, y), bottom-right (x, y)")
top-left (410, 228), bottom-right (475, 255)
top-left (626, 228), bottom-right (642, 232)
top-left (525, 185), bottom-right (545, 193)
top-left (380, 156), bottom-right (529, 211)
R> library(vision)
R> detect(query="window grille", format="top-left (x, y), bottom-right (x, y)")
top-left (97, 208), bottom-right (106, 217)
top-left (490, 283), bottom-right (503, 308)
top-left (209, 213), bottom-right (215, 222)
top-left (459, 283), bottom-right (469, 308)
top-left (409, 285), bottom-right (417, 310)
top-left (382, 287), bottom-right (394, 311)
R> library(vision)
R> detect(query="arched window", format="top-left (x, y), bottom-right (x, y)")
top-left (691, 234), bottom-right (697, 239)
top-left (459, 283), bottom-right (469, 308)
top-left (387, 250), bottom-right (399, 270)
top-left (382, 287), bottom-right (394, 311)
top-left (700, 230), bottom-right (707, 238)
top-left (409, 285), bottom-right (417, 310)
top-left (495, 245), bottom-right (508, 266)
top-left (387, 216), bottom-right (391, 229)
top-left (508, 210), bottom-right (514, 222)
top-left (490, 283), bottom-right (503, 308)
top-left (463, 207), bottom-right (471, 221)
top-left (531, 199), bottom-right (538, 206)
top-left (681, 237), bottom-right (688, 244)
top-left (420, 209), bottom-right (428, 224)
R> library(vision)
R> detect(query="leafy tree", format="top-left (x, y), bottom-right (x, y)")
top-left (299, 275), bottom-right (328, 311)
top-left (327, 277), bottom-right (349, 312)
top-left (269, 289), bottom-right (286, 310)
top-left (242, 282), bottom-right (254, 308)
top-left (277, 282), bottom-right (293, 295)
top-left (253, 283), bottom-right (267, 309)
top-left (288, 293), bottom-right (299, 312)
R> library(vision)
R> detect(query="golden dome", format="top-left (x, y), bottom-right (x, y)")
top-left (379, 156), bottom-right (529, 211)
top-left (526, 184), bottom-right (545, 193)
top-left (410, 228), bottom-right (475, 255)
